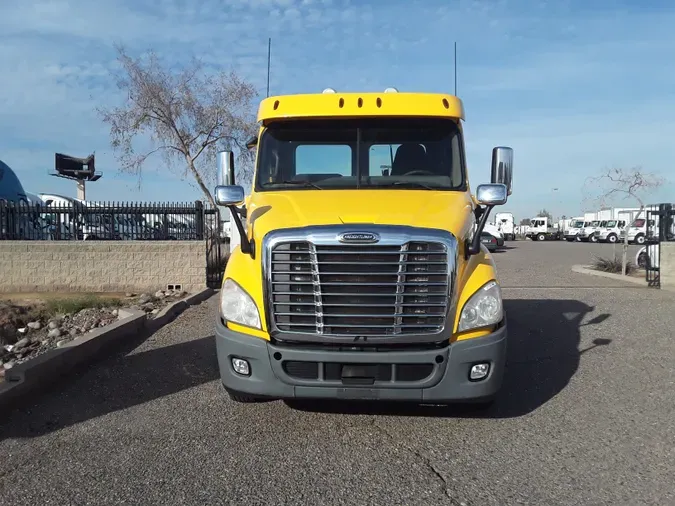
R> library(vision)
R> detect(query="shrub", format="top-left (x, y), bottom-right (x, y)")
top-left (591, 255), bottom-right (636, 275)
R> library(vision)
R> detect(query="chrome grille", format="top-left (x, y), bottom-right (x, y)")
top-left (269, 241), bottom-right (449, 336)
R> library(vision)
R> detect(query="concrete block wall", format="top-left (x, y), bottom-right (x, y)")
top-left (660, 242), bottom-right (675, 291)
top-left (0, 241), bottom-right (207, 293)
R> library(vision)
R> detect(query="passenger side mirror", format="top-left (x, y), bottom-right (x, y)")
top-left (217, 151), bottom-right (236, 186)
top-left (215, 185), bottom-right (245, 206)
top-left (490, 147), bottom-right (513, 195)
top-left (476, 183), bottom-right (508, 206)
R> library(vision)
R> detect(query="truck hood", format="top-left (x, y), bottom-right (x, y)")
top-left (244, 190), bottom-right (475, 245)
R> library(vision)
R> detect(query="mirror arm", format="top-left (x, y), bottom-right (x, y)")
top-left (467, 204), bottom-right (495, 257)
top-left (227, 204), bottom-right (253, 257)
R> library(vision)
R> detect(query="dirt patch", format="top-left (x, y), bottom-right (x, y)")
top-left (1, 289), bottom-right (188, 379)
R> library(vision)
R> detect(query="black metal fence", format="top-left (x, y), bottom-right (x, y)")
top-left (645, 203), bottom-right (675, 288)
top-left (0, 200), bottom-right (219, 241)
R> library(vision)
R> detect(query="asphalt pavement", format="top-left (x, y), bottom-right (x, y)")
top-left (1, 240), bottom-right (674, 505)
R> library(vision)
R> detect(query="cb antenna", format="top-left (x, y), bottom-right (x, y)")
top-left (454, 41), bottom-right (457, 96)
top-left (266, 37), bottom-right (272, 98)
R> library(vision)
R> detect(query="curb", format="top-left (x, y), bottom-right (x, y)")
top-left (571, 265), bottom-right (648, 286)
top-left (0, 287), bottom-right (215, 411)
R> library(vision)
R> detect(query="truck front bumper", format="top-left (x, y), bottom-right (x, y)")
top-left (215, 319), bottom-right (507, 403)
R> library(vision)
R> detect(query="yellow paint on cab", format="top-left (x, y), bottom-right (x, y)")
top-left (257, 92), bottom-right (465, 124)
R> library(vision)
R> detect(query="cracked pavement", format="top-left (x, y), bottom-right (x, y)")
top-left (1, 240), bottom-right (674, 505)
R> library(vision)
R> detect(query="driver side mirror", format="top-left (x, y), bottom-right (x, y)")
top-left (490, 146), bottom-right (513, 195)
top-left (476, 184), bottom-right (508, 206)
top-left (215, 185), bottom-right (245, 206)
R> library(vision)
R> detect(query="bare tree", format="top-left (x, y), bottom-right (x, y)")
top-left (537, 208), bottom-right (553, 221)
top-left (585, 167), bottom-right (665, 275)
top-left (97, 45), bottom-right (259, 209)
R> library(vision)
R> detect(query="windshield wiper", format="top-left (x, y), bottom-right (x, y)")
top-left (274, 180), bottom-right (324, 190)
top-left (377, 181), bottom-right (437, 190)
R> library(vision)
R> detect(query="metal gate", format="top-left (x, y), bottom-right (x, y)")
top-left (645, 204), bottom-right (675, 288)
top-left (204, 207), bottom-right (227, 288)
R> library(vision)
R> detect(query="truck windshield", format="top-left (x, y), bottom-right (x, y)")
top-left (606, 220), bottom-right (617, 227)
top-left (572, 221), bottom-right (584, 228)
top-left (255, 118), bottom-right (465, 191)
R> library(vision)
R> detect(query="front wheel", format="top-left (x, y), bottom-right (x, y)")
top-left (607, 234), bottom-right (617, 243)
top-left (637, 251), bottom-right (648, 269)
top-left (590, 234), bottom-right (598, 243)
top-left (635, 234), bottom-right (646, 245)
top-left (537, 233), bottom-right (546, 241)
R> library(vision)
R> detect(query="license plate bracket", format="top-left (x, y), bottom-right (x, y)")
top-left (341, 364), bottom-right (377, 385)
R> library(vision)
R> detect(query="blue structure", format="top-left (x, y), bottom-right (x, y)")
top-left (0, 160), bottom-right (28, 203)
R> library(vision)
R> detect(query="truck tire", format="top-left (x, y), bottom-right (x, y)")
top-left (590, 234), bottom-right (598, 243)
top-left (635, 234), bottom-right (646, 245)
top-left (537, 233), bottom-right (546, 241)
top-left (607, 234), bottom-right (617, 243)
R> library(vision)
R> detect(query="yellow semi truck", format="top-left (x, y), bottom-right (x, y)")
top-left (213, 87), bottom-right (513, 407)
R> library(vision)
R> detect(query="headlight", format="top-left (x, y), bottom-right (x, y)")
top-left (220, 279), bottom-right (261, 329)
top-left (458, 280), bottom-right (503, 332)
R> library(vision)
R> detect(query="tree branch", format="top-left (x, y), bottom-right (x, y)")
top-left (98, 45), bottom-right (258, 204)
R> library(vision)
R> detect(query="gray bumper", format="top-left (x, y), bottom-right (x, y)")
top-left (215, 319), bottom-right (507, 403)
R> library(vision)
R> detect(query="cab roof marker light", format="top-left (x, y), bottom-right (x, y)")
top-left (384, 87), bottom-right (398, 93)
top-left (322, 88), bottom-right (337, 94)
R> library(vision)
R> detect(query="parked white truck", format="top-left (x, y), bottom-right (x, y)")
top-left (494, 212), bottom-right (515, 241)
top-left (596, 219), bottom-right (628, 243)
top-left (578, 219), bottom-right (602, 242)
top-left (564, 217), bottom-right (584, 241)
top-left (620, 216), bottom-right (658, 245)
top-left (526, 216), bottom-right (562, 241)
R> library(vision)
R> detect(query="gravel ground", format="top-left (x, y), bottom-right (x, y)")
top-left (1, 290), bottom-right (188, 376)
top-left (1, 240), bottom-right (674, 505)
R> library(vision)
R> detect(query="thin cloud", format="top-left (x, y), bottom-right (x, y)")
top-left (0, 0), bottom-right (674, 216)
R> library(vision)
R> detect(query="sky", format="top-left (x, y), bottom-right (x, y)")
top-left (1, 0), bottom-right (675, 221)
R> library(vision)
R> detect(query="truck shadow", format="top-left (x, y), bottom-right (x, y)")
top-left (0, 299), bottom-right (611, 438)
top-left (0, 332), bottom-right (223, 439)
top-left (286, 298), bottom-right (611, 419)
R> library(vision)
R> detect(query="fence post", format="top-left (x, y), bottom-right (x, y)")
top-left (195, 200), bottom-right (204, 241)
top-left (659, 203), bottom-right (672, 242)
